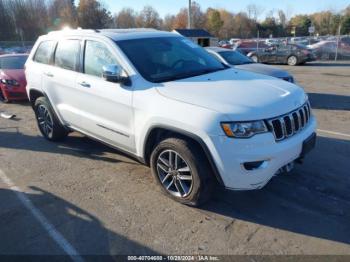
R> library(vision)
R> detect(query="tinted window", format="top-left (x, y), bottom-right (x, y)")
top-left (116, 37), bottom-right (227, 83)
top-left (55, 40), bottom-right (80, 71)
top-left (0, 56), bottom-right (28, 69)
top-left (33, 41), bottom-right (56, 64)
top-left (84, 41), bottom-right (119, 77)
top-left (218, 51), bottom-right (254, 65)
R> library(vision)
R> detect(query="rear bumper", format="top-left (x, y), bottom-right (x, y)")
top-left (207, 116), bottom-right (317, 190)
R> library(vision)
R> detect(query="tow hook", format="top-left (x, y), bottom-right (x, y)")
top-left (277, 161), bottom-right (295, 174)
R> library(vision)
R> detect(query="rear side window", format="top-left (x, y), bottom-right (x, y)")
top-left (54, 39), bottom-right (80, 71)
top-left (33, 41), bottom-right (56, 64)
top-left (84, 40), bottom-right (119, 78)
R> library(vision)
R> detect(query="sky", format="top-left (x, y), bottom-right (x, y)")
top-left (102, 0), bottom-right (349, 18)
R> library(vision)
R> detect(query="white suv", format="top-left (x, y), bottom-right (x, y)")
top-left (25, 29), bottom-right (316, 206)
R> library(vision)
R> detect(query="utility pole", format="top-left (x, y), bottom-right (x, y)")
top-left (187, 0), bottom-right (192, 29)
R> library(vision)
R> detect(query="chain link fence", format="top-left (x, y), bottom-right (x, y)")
top-left (228, 35), bottom-right (350, 61)
top-left (0, 41), bottom-right (34, 55)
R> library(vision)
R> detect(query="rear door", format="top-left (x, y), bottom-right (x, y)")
top-left (42, 38), bottom-right (82, 126)
top-left (74, 38), bottom-right (135, 152)
top-left (26, 40), bottom-right (56, 98)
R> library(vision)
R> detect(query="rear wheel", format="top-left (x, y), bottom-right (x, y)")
top-left (150, 137), bottom-right (213, 206)
top-left (34, 97), bottom-right (68, 141)
top-left (287, 55), bottom-right (298, 66)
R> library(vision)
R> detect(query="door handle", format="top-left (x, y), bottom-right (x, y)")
top-left (44, 72), bottom-right (54, 77)
top-left (78, 81), bottom-right (91, 88)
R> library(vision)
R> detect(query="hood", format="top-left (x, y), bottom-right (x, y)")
top-left (234, 63), bottom-right (291, 78)
top-left (0, 69), bottom-right (26, 85)
top-left (156, 68), bottom-right (306, 121)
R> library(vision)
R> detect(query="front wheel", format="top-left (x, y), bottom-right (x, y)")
top-left (150, 137), bottom-right (213, 206)
top-left (34, 97), bottom-right (68, 141)
top-left (0, 88), bottom-right (9, 103)
top-left (287, 55), bottom-right (298, 66)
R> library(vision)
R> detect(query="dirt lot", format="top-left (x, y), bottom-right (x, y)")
top-left (0, 61), bottom-right (349, 257)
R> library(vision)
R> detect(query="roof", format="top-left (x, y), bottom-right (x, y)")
top-left (46, 28), bottom-right (176, 41)
top-left (173, 29), bottom-right (214, 38)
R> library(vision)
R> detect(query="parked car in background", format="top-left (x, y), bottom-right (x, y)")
top-left (234, 40), bottom-right (268, 55)
top-left (206, 47), bottom-right (294, 83)
top-left (308, 40), bottom-right (350, 60)
top-left (247, 43), bottom-right (316, 66)
top-left (0, 54), bottom-right (28, 102)
top-left (25, 29), bottom-right (316, 206)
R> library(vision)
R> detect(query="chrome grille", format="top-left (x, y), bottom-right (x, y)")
top-left (267, 102), bottom-right (312, 141)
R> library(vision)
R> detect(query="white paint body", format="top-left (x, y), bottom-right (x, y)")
top-left (25, 30), bottom-right (317, 190)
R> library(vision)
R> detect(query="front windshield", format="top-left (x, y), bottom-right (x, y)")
top-left (218, 51), bottom-right (254, 65)
top-left (116, 37), bottom-right (227, 83)
top-left (0, 56), bottom-right (28, 69)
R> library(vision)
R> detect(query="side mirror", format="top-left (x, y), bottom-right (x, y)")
top-left (102, 64), bottom-right (130, 85)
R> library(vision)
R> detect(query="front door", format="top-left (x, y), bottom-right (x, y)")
top-left (74, 39), bottom-right (135, 153)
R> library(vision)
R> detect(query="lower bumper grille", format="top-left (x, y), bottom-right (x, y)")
top-left (267, 102), bottom-right (312, 141)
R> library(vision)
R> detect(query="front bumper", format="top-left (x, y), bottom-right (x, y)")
top-left (208, 116), bottom-right (317, 190)
top-left (1, 84), bottom-right (28, 101)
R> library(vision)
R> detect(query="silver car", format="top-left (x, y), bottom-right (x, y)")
top-left (206, 47), bottom-right (294, 83)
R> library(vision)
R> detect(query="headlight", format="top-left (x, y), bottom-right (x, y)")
top-left (1, 79), bottom-right (19, 86)
top-left (221, 121), bottom-right (268, 138)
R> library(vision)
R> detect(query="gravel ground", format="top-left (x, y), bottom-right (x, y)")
top-left (0, 61), bottom-right (349, 256)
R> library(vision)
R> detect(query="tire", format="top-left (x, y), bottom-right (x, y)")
top-left (34, 97), bottom-right (68, 141)
top-left (0, 88), bottom-right (9, 103)
top-left (250, 55), bottom-right (258, 62)
top-left (150, 137), bottom-right (214, 206)
top-left (287, 55), bottom-right (298, 66)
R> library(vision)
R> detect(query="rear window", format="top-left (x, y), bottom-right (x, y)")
top-left (54, 39), bottom-right (80, 71)
top-left (33, 41), bottom-right (56, 64)
top-left (0, 56), bottom-right (28, 69)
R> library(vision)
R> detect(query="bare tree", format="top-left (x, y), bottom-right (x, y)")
top-left (115, 8), bottom-right (137, 28)
top-left (77, 0), bottom-right (112, 29)
top-left (136, 6), bottom-right (162, 29)
top-left (163, 14), bottom-right (176, 31)
top-left (48, 0), bottom-right (77, 29)
top-left (246, 4), bottom-right (264, 22)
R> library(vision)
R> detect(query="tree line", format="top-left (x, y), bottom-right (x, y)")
top-left (0, 0), bottom-right (349, 41)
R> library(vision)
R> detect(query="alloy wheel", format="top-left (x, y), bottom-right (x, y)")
top-left (156, 150), bottom-right (193, 198)
top-left (288, 56), bottom-right (297, 66)
top-left (37, 104), bottom-right (54, 138)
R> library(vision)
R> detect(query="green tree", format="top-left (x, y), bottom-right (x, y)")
top-left (206, 8), bottom-right (223, 36)
top-left (341, 16), bottom-right (350, 34)
top-left (77, 0), bottom-right (112, 29)
top-left (289, 15), bottom-right (312, 36)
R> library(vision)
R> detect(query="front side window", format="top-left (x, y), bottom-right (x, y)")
top-left (33, 41), bottom-right (56, 64)
top-left (54, 39), bottom-right (80, 71)
top-left (84, 41), bottom-right (119, 77)
top-left (116, 37), bottom-right (227, 83)
top-left (0, 56), bottom-right (28, 69)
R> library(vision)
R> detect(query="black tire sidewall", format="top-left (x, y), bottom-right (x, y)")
top-left (34, 97), bottom-right (67, 141)
top-left (150, 138), bottom-right (212, 206)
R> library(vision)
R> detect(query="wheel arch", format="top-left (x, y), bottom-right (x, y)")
top-left (29, 89), bottom-right (45, 108)
top-left (143, 125), bottom-right (224, 186)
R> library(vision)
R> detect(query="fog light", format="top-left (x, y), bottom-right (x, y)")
top-left (243, 161), bottom-right (266, 171)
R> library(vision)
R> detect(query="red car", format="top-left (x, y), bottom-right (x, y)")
top-left (0, 54), bottom-right (29, 102)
